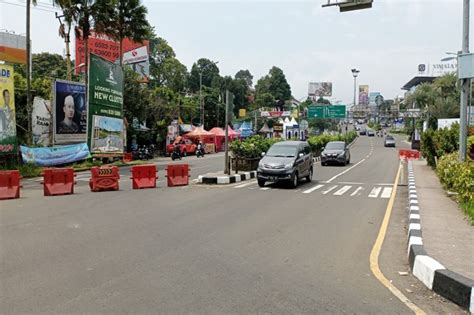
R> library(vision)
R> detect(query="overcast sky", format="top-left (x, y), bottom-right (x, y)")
top-left (0, 0), bottom-right (472, 104)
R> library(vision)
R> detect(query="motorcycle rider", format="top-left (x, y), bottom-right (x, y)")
top-left (197, 141), bottom-right (205, 156)
top-left (172, 143), bottom-right (181, 159)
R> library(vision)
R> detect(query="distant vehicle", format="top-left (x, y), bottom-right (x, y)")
top-left (384, 135), bottom-right (396, 147)
top-left (367, 129), bottom-right (375, 137)
top-left (166, 138), bottom-right (196, 156)
top-left (321, 141), bottom-right (351, 166)
top-left (359, 128), bottom-right (367, 135)
top-left (257, 141), bottom-right (313, 188)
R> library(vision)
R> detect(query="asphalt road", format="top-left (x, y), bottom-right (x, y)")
top-left (0, 135), bottom-right (456, 313)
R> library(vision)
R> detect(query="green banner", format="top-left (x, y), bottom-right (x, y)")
top-left (308, 105), bottom-right (346, 119)
top-left (87, 54), bottom-right (124, 153)
top-left (0, 64), bottom-right (17, 155)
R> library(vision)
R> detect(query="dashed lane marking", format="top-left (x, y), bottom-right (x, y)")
top-left (350, 186), bottom-right (364, 196)
top-left (334, 185), bottom-right (352, 196)
top-left (302, 184), bottom-right (324, 194)
top-left (380, 187), bottom-right (392, 199)
top-left (368, 187), bottom-right (382, 198)
top-left (322, 185), bottom-right (338, 195)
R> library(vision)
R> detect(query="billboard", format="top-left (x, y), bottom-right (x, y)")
top-left (308, 82), bottom-right (332, 97)
top-left (91, 116), bottom-right (124, 154)
top-left (0, 64), bottom-right (17, 154)
top-left (53, 80), bottom-right (87, 144)
top-left (87, 53), bottom-right (124, 153)
top-left (0, 32), bottom-right (27, 64)
top-left (359, 85), bottom-right (369, 105)
top-left (75, 29), bottom-right (149, 74)
top-left (369, 92), bottom-right (380, 106)
top-left (32, 97), bottom-right (52, 146)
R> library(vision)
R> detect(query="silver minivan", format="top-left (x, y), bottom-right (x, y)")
top-left (257, 141), bottom-right (313, 188)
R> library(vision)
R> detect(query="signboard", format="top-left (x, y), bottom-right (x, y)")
top-left (239, 108), bottom-right (246, 118)
top-left (53, 80), bottom-right (87, 144)
top-left (458, 53), bottom-right (474, 79)
top-left (0, 32), bottom-right (27, 64)
top-left (375, 94), bottom-right (384, 107)
top-left (0, 64), bottom-right (17, 154)
top-left (417, 61), bottom-right (457, 77)
top-left (87, 53), bottom-right (124, 154)
top-left (359, 85), bottom-right (369, 105)
top-left (123, 45), bottom-right (150, 81)
top-left (75, 29), bottom-right (149, 74)
top-left (260, 111), bottom-right (291, 117)
top-left (308, 105), bottom-right (346, 119)
top-left (32, 97), bottom-right (52, 146)
top-left (438, 118), bottom-right (460, 129)
top-left (20, 143), bottom-right (90, 166)
top-left (369, 92), bottom-right (380, 106)
top-left (273, 123), bottom-right (283, 132)
top-left (308, 82), bottom-right (332, 97)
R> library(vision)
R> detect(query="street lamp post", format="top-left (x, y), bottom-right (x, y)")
top-left (459, 0), bottom-right (470, 161)
top-left (199, 60), bottom-right (218, 128)
top-left (351, 68), bottom-right (360, 111)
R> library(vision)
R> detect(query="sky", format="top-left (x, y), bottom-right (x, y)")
top-left (0, 0), bottom-right (472, 104)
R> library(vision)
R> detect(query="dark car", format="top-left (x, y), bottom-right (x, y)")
top-left (359, 127), bottom-right (367, 135)
top-left (367, 129), bottom-right (375, 137)
top-left (321, 141), bottom-right (351, 166)
top-left (257, 141), bottom-right (313, 188)
top-left (384, 135), bottom-right (396, 147)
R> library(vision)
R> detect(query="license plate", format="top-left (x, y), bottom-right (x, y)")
top-left (268, 176), bottom-right (277, 181)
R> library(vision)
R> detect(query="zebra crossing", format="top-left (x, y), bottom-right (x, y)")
top-left (234, 181), bottom-right (393, 199)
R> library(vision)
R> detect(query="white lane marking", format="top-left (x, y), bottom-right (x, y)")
top-left (351, 186), bottom-right (364, 196)
top-left (303, 184), bottom-right (324, 194)
top-left (326, 158), bottom-right (366, 183)
top-left (260, 187), bottom-right (270, 191)
top-left (369, 187), bottom-right (382, 198)
top-left (375, 183), bottom-right (395, 186)
top-left (338, 181), bottom-right (363, 185)
top-left (322, 185), bottom-right (338, 195)
top-left (334, 185), bottom-right (352, 196)
top-left (381, 187), bottom-right (393, 199)
top-left (235, 180), bottom-right (257, 188)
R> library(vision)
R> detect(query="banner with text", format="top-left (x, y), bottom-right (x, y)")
top-left (32, 97), bottom-right (52, 146)
top-left (20, 143), bottom-right (90, 166)
top-left (0, 64), bottom-right (17, 154)
top-left (87, 53), bottom-right (124, 152)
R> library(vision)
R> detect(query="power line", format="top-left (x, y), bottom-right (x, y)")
top-left (0, 0), bottom-right (60, 12)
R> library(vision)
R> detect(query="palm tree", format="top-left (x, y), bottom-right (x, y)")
top-left (54, 0), bottom-right (79, 80)
top-left (101, 0), bottom-right (150, 66)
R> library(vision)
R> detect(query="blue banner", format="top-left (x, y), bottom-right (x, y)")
top-left (20, 143), bottom-right (90, 166)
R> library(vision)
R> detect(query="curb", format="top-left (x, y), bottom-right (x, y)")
top-left (198, 171), bottom-right (257, 185)
top-left (406, 161), bottom-right (474, 313)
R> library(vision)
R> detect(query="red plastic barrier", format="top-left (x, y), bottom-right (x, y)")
top-left (0, 170), bottom-right (21, 200)
top-left (130, 164), bottom-right (158, 189)
top-left (399, 149), bottom-right (420, 160)
top-left (42, 168), bottom-right (75, 196)
top-left (123, 152), bottom-right (133, 162)
top-left (89, 166), bottom-right (120, 192)
top-left (165, 164), bottom-right (190, 187)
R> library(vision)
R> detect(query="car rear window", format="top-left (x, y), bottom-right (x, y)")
top-left (325, 142), bottom-right (345, 150)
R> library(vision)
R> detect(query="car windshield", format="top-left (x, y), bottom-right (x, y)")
top-left (386, 136), bottom-right (394, 140)
top-left (325, 142), bottom-right (344, 150)
top-left (266, 145), bottom-right (297, 157)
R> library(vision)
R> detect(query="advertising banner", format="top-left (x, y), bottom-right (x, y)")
top-left (123, 46), bottom-right (150, 81)
top-left (0, 64), bottom-right (17, 154)
top-left (75, 29), bottom-right (149, 74)
top-left (260, 111), bottom-right (291, 117)
top-left (53, 80), bottom-right (87, 144)
top-left (0, 32), bottom-right (27, 64)
top-left (308, 82), bottom-right (333, 97)
top-left (32, 97), bottom-right (52, 146)
top-left (369, 92), bottom-right (380, 106)
top-left (88, 53), bottom-right (124, 153)
top-left (90, 115), bottom-right (124, 154)
top-left (20, 143), bottom-right (90, 166)
top-left (359, 85), bottom-right (369, 105)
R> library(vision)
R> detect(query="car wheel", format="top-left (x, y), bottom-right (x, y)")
top-left (290, 172), bottom-right (298, 188)
top-left (306, 168), bottom-right (313, 182)
top-left (257, 179), bottom-right (266, 187)
top-left (321, 162), bottom-right (326, 166)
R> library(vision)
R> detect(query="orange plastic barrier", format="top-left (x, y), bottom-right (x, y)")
top-left (399, 149), bottom-right (420, 160)
top-left (0, 170), bottom-right (21, 200)
top-left (89, 166), bottom-right (120, 192)
top-left (130, 164), bottom-right (158, 189)
top-left (165, 164), bottom-right (190, 187)
top-left (42, 168), bottom-right (76, 196)
top-left (123, 152), bottom-right (133, 162)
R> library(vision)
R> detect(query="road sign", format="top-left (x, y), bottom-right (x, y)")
top-left (308, 105), bottom-right (346, 119)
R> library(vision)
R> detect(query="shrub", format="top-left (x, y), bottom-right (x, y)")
top-left (437, 152), bottom-right (474, 205)
top-left (229, 136), bottom-right (280, 159)
top-left (421, 123), bottom-right (460, 167)
top-left (307, 131), bottom-right (357, 156)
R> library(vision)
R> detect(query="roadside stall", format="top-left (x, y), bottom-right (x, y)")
top-left (183, 127), bottom-right (216, 153)
top-left (209, 127), bottom-right (225, 152)
top-left (258, 122), bottom-right (273, 138)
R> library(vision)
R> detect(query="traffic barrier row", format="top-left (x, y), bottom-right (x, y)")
top-left (0, 163), bottom-right (191, 200)
top-left (399, 149), bottom-right (420, 160)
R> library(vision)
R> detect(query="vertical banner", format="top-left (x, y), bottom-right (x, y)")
top-left (32, 97), bottom-right (52, 146)
top-left (0, 64), bottom-right (17, 154)
top-left (88, 53), bottom-right (124, 154)
top-left (359, 85), bottom-right (369, 105)
top-left (53, 80), bottom-right (86, 144)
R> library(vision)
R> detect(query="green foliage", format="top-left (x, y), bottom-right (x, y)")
top-left (436, 152), bottom-right (474, 208)
top-left (255, 66), bottom-right (291, 105)
top-left (421, 123), bottom-right (460, 167)
top-left (460, 202), bottom-right (474, 223)
top-left (229, 136), bottom-right (280, 159)
top-left (307, 131), bottom-right (357, 156)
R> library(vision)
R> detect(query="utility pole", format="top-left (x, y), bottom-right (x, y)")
top-left (26, 0), bottom-right (32, 145)
top-left (199, 71), bottom-right (203, 127)
top-left (459, 0), bottom-right (470, 161)
top-left (224, 90), bottom-right (230, 175)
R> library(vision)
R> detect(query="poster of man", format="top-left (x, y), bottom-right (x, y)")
top-left (359, 85), bottom-right (369, 105)
top-left (54, 80), bottom-right (86, 144)
top-left (308, 82), bottom-right (333, 97)
top-left (0, 64), bottom-right (17, 154)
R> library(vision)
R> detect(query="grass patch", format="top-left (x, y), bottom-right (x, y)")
top-left (460, 201), bottom-right (474, 224)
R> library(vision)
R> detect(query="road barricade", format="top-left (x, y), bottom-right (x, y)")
top-left (0, 170), bottom-right (21, 200)
top-left (130, 164), bottom-right (158, 189)
top-left (89, 166), bottom-right (120, 192)
top-left (399, 149), bottom-right (420, 160)
top-left (123, 152), bottom-right (133, 162)
top-left (42, 168), bottom-right (76, 196)
top-left (165, 164), bottom-right (190, 187)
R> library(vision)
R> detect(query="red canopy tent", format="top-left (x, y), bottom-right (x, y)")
top-left (183, 127), bottom-right (215, 144)
top-left (210, 127), bottom-right (241, 151)
top-left (227, 126), bottom-right (241, 138)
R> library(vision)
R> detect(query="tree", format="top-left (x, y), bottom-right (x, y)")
top-left (254, 66), bottom-right (291, 107)
top-left (315, 96), bottom-right (331, 105)
top-left (235, 69), bottom-right (253, 88)
top-left (188, 58), bottom-right (220, 93)
top-left (101, 0), bottom-right (150, 65)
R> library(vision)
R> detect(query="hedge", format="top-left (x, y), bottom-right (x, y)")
top-left (420, 123), bottom-right (460, 167)
top-left (229, 136), bottom-right (280, 159)
top-left (307, 131), bottom-right (358, 156)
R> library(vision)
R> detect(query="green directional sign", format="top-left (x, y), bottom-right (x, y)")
top-left (308, 105), bottom-right (346, 119)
